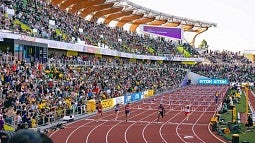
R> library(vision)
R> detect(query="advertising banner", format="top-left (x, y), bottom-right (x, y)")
top-left (144, 90), bottom-right (149, 98)
top-left (232, 107), bottom-right (237, 123)
top-left (101, 99), bottom-right (114, 109)
top-left (124, 94), bottom-right (132, 104)
top-left (124, 92), bottom-right (142, 103)
top-left (114, 96), bottom-right (124, 105)
top-left (131, 92), bottom-right (142, 101)
top-left (198, 79), bottom-right (229, 85)
top-left (86, 99), bottom-right (96, 113)
top-left (148, 90), bottom-right (154, 96)
top-left (142, 25), bottom-right (183, 40)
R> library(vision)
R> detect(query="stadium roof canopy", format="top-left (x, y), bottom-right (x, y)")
top-left (51, 0), bottom-right (217, 44)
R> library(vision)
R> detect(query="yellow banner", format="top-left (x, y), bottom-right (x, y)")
top-left (144, 90), bottom-right (149, 98)
top-left (130, 58), bottom-right (136, 62)
top-left (232, 107), bottom-right (237, 123)
top-left (101, 99), bottom-right (114, 109)
top-left (148, 90), bottom-right (154, 96)
top-left (157, 60), bottom-right (163, 63)
top-left (181, 61), bottom-right (197, 65)
top-left (67, 50), bottom-right (78, 56)
top-left (86, 100), bottom-right (96, 113)
top-left (95, 53), bottom-right (102, 58)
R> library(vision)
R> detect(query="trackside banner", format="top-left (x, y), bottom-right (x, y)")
top-left (86, 99), bottom-right (96, 112)
top-left (124, 92), bottom-right (143, 103)
top-left (198, 79), bottom-right (229, 85)
top-left (114, 96), bottom-right (124, 105)
top-left (101, 99), bottom-right (114, 109)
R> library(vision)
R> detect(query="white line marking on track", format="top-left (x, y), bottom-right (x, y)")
top-left (141, 105), bottom-right (180, 143)
top-left (85, 122), bottom-right (106, 143)
top-left (190, 103), bottom-right (213, 143)
top-left (124, 104), bottom-right (160, 143)
top-left (175, 102), bottom-right (200, 143)
top-left (63, 105), bottom-right (129, 143)
top-left (106, 105), bottom-right (156, 143)
top-left (65, 120), bottom-right (94, 143)
top-left (49, 106), bottom-right (117, 139)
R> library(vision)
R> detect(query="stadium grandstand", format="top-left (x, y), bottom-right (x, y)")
top-left (0, 0), bottom-right (254, 143)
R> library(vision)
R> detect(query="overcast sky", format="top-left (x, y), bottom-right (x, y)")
top-left (129, 0), bottom-right (255, 52)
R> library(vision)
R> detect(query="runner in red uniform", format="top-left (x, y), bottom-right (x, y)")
top-left (96, 102), bottom-right (103, 121)
top-left (157, 104), bottom-right (166, 123)
top-left (185, 105), bottom-right (190, 121)
top-left (125, 103), bottom-right (131, 122)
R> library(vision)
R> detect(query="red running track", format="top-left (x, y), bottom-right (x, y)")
top-left (248, 90), bottom-right (255, 112)
top-left (49, 85), bottom-right (228, 143)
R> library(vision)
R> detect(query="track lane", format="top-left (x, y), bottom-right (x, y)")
top-left (49, 86), bottom-right (229, 143)
top-left (143, 109), bottom-right (181, 143)
top-left (77, 103), bottom-right (155, 143)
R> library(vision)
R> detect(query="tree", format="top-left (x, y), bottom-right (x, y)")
top-left (198, 39), bottom-right (209, 49)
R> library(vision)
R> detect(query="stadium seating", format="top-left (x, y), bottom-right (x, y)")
top-left (0, 54), bottom-right (186, 129)
top-left (1, 0), bottom-right (178, 56)
top-left (0, 0), bottom-right (254, 133)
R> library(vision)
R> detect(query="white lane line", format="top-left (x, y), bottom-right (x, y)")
top-left (124, 104), bottom-right (159, 143)
top-left (191, 103), bottom-right (213, 143)
top-left (105, 106), bottom-right (155, 143)
top-left (66, 120), bottom-right (95, 143)
top-left (142, 105), bottom-right (180, 143)
top-left (49, 106), bottom-right (116, 138)
top-left (65, 105), bottom-right (128, 143)
top-left (175, 102), bottom-right (201, 143)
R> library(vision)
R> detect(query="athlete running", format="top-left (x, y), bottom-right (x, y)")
top-left (125, 103), bottom-right (131, 122)
top-left (96, 102), bottom-right (103, 121)
top-left (157, 104), bottom-right (166, 122)
top-left (114, 103), bottom-right (120, 120)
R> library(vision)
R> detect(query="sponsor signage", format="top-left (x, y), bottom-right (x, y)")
top-left (198, 79), bottom-right (229, 85)
top-left (142, 25), bottom-right (183, 40)
top-left (124, 92), bottom-right (142, 103)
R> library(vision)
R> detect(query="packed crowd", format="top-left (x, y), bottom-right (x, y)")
top-left (0, 0), bottom-right (254, 132)
top-left (201, 50), bottom-right (251, 64)
top-left (185, 50), bottom-right (254, 83)
top-left (0, 54), bottom-right (186, 129)
top-left (0, 0), bottom-right (178, 56)
top-left (186, 63), bottom-right (254, 83)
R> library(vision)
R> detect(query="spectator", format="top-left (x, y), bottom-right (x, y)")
top-left (0, 114), bottom-right (4, 131)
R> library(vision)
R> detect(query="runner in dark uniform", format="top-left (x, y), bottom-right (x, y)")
top-left (125, 103), bottom-right (131, 122)
top-left (96, 102), bottom-right (103, 122)
top-left (157, 104), bottom-right (165, 122)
